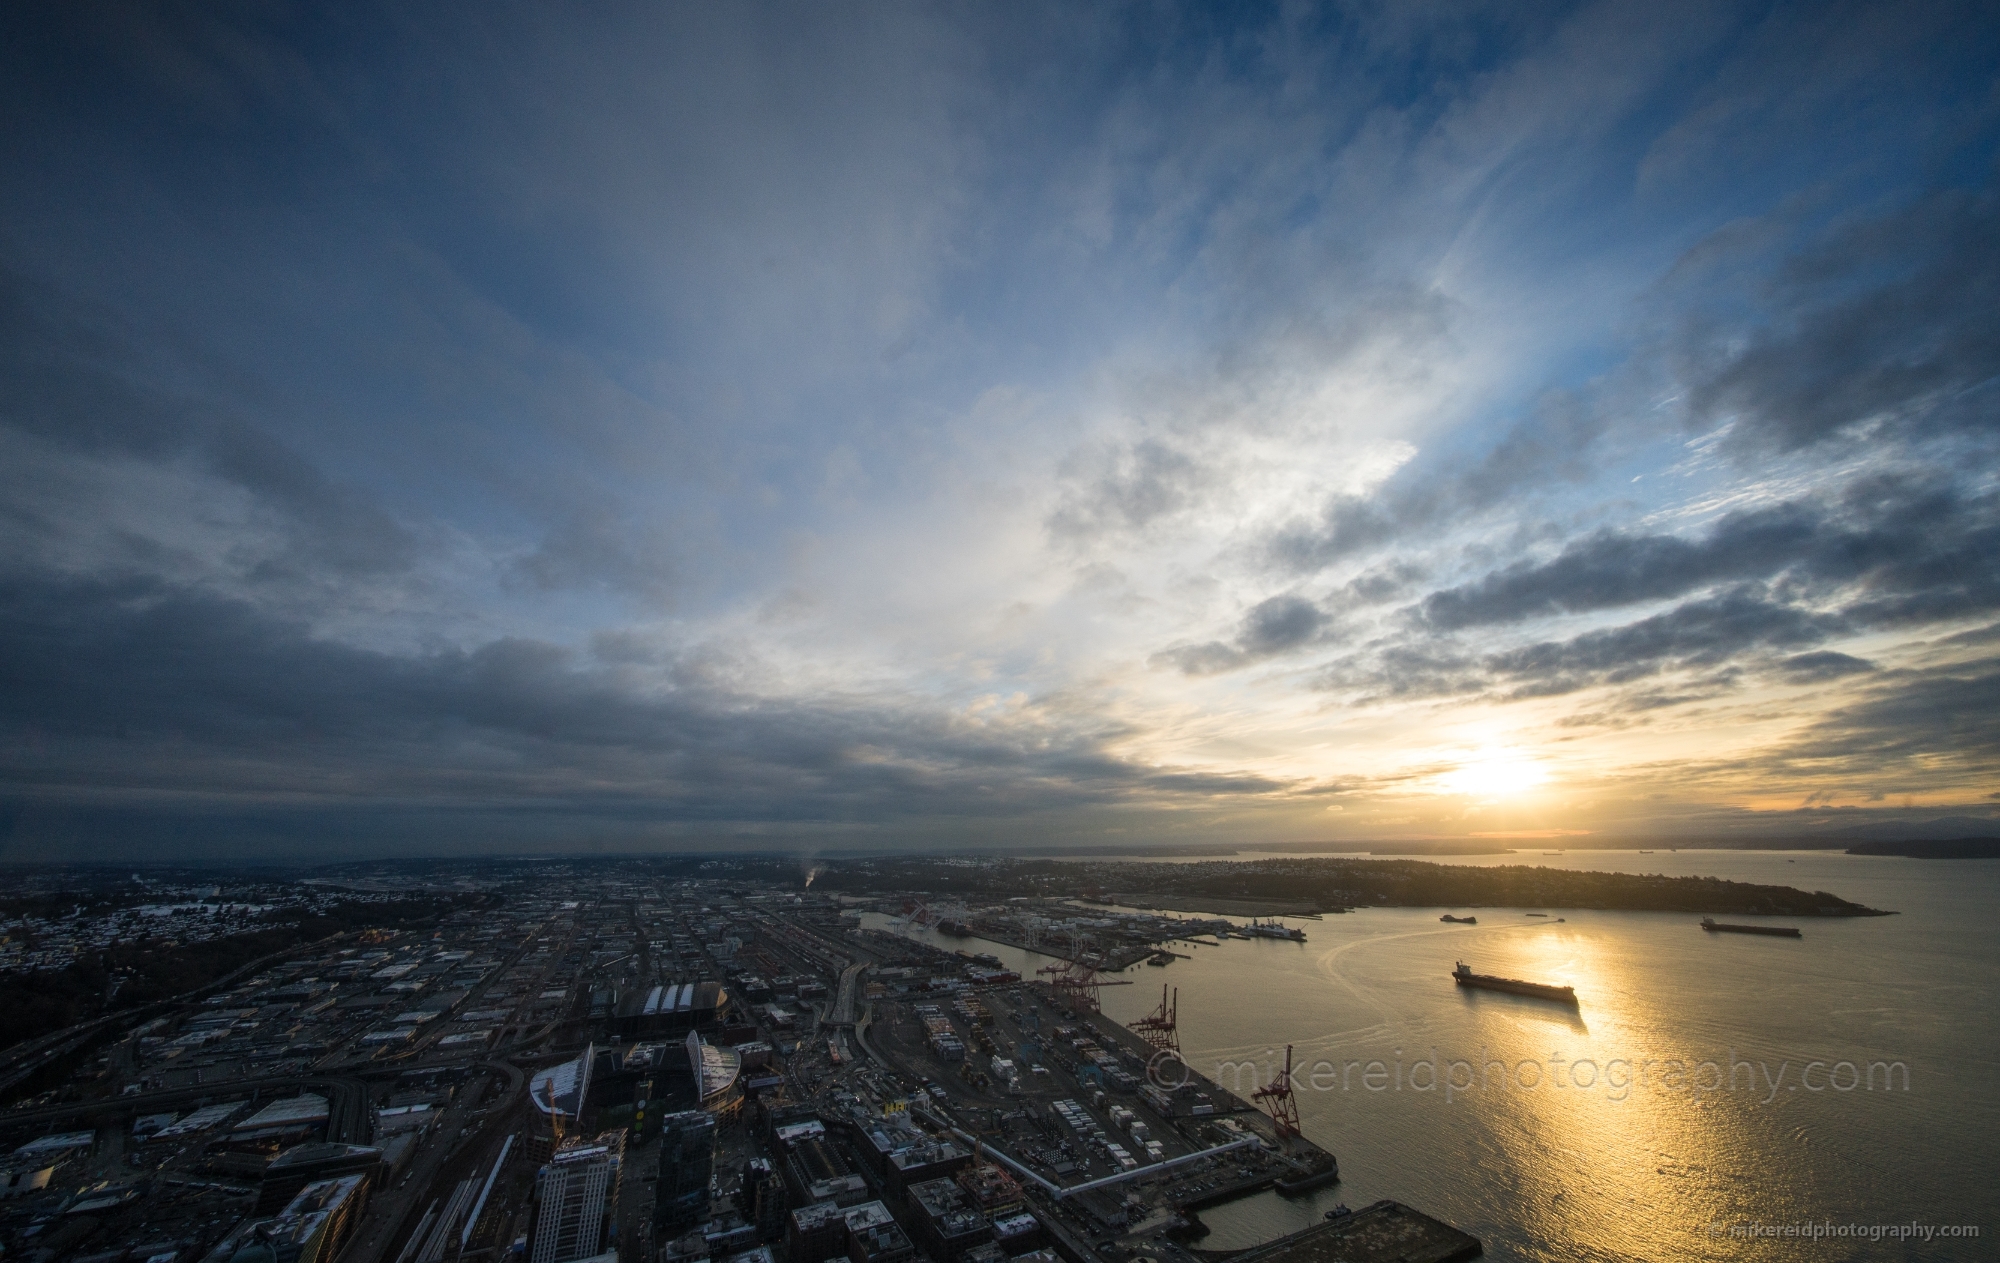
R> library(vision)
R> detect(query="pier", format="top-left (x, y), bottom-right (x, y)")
top-left (1197, 1200), bottom-right (1483, 1263)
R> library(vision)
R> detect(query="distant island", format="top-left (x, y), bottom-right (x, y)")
top-left (1846, 837), bottom-right (2000, 859)
top-left (1093, 857), bottom-right (1893, 917)
top-left (805, 854), bottom-right (1895, 917)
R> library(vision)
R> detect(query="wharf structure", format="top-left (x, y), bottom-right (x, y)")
top-left (859, 946), bottom-right (1348, 1251)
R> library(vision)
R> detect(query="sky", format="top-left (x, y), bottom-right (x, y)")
top-left (3, 1), bottom-right (1999, 860)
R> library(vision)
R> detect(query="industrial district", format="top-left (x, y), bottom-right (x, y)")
top-left (0, 862), bottom-right (1485, 1263)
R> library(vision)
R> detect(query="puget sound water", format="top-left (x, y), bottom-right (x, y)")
top-left (872, 850), bottom-right (1999, 1262)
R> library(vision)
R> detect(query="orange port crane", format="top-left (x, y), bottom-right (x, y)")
top-left (1252, 1044), bottom-right (1302, 1140)
top-left (1036, 932), bottom-right (1110, 1013)
top-left (1130, 985), bottom-right (1180, 1057)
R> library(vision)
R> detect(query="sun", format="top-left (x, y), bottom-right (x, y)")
top-left (1435, 748), bottom-right (1550, 799)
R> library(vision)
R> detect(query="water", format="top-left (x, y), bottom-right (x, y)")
top-left (868, 852), bottom-right (2000, 1261)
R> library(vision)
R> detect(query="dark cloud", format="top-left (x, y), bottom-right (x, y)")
top-left (1241, 594), bottom-right (1327, 655)
top-left (1311, 642), bottom-right (1482, 701)
top-left (1048, 439), bottom-right (1202, 541)
top-left (1774, 650), bottom-right (1875, 682)
top-left (1269, 495), bottom-right (1396, 573)
top-left (1764, 657), bottom-right (2000, 783)
top-left (1317, 588), bottom-right (1842, 704)
top-left (0, 268), bottom-right (417, 583)
top-left (1152, 641), bottom-right (1247, 677)
top-left (0, 270), bottom-right (199, 460)
top-left (0, 573), bottom-right (1313, 854)
top-left (1154, 593), bottom-right (1330, 676)
top-left (1272, 187), bottom-right (2000, 579)
top-left (1304, 462), bottom-right (1998, 711)
top-left (1417, 504), bottom-right (1819, 629)
top-left (1485, 588), bottom-right (1835, 695)
top-left (1685, 190), bottom-right (2000, 455)
top-left (1417, 473), bottom-right (2000, 632)
top-left (1307, 460), bottom-right (1997, 714)
top-left (509, 505), bottom-right (677, 601)
top-left (1268, 372), bottom-right (1648, 575)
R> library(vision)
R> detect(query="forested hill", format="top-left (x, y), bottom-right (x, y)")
top-left (813, 854), bottom-right (1892, 917)
top-left (1115, 858), bottom-right (1891, 916)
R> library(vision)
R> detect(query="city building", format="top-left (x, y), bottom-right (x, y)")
top-left (883, 1139), bottom-right (970, 1203)
top-left (687, 1031), bottom-right (744, 1114)
top-left (227, 1095), bottom-right (331, 1148)
top-left (532, 1134), bottom-right (623, 1263)
top-left (205, 1173), bottom-right (368, 1263)
top-left (735, 1157), bottom-right (786, 1241)
top-left (614, 981), bottom-right (731, 1040)
top-left (654, 1110), bottom-right (716, 1232)
top-left (905, 1177), bottom-right (993, 1262)
top-left (955, 1163), bottom-right (1024, 1217)
top-left (529, 1045), bottom-right (598, 1155)
top-left (786, 1202), bottom-right (849, 1263)
top-left (255, 1143), bottom-right (382, 1216)
top-left (841, 1201), bottom-right (914, 1263)
top-left (775, 1117), bottom-right (866, 1208)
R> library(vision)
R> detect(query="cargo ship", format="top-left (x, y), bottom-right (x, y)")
top-left (1274, 1153), bottom-right (1341, 1195)
top-left (1700, 918), bottom-right (1802, 938)
top-left (1452, 961), bottom-right (1578, 1005)
top-left (1439, 914), bottom-right (1477, 924)
top-left (1245, 918), bottom-right (1308, 941)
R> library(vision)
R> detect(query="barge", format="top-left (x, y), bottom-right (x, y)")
top-left (1700, 918), bottom-right (1802, 938)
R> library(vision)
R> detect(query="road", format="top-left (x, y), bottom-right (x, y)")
top-left (829, 962), bottom-right (868, 1027)
top-left (342, 1059), bottom-right (531, 1263)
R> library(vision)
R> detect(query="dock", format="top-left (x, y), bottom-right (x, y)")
top-left (855, 904), bottom-right (1478, 1263)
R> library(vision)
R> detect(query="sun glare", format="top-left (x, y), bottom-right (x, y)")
top-left (1436, 748), bottom-right (1550, 798)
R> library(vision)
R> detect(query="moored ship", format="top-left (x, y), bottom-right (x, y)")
top-left (1245, 917), bottom-right (1308, 941)
top-left (1700, 917), bottom-right (1802, 938)
top-left (1452, 961), bottom-right (1577, 1005)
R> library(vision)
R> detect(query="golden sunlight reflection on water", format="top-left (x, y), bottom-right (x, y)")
top-left (1094, 859), bottom-right (1995, 1261)
top-left (1168, 916), bottom-right (1833, 1259)
top-left (872, 852), bottom-right (1998, 1260)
